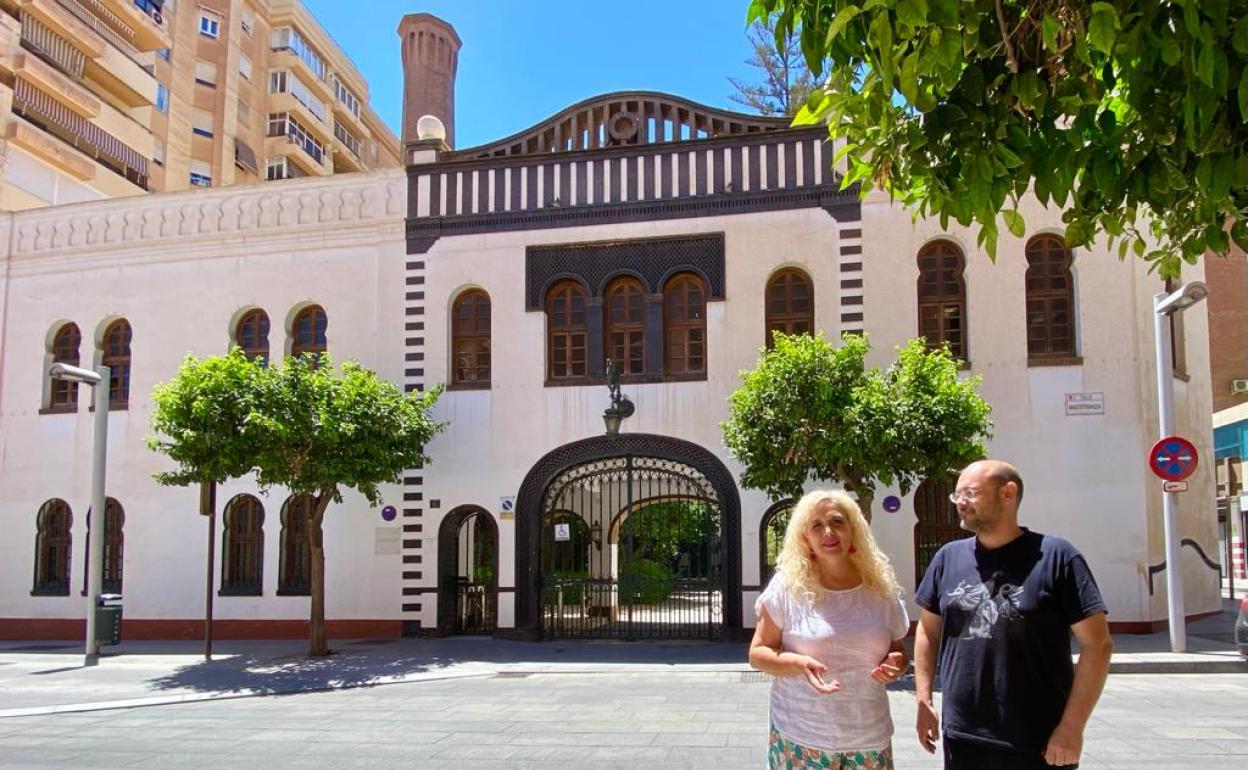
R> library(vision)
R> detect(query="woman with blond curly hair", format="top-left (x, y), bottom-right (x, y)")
top-left (750, 489), bottom-right (910, 770)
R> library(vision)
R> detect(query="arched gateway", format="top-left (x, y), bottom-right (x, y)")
top-left (515, 434), bottom-right (741, 640)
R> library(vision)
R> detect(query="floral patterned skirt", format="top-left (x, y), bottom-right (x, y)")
top-left (768, 723), bottom-right (894, 770)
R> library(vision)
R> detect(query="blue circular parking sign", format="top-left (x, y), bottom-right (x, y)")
top-left (381, 505), bottom-right (397, 522)
top-left (882, 495), bottom-right (901, 513)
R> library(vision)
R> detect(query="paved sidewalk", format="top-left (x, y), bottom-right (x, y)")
top-left (1, 599), bottom-right (1242, 717)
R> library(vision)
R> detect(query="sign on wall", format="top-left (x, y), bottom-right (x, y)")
top-left (374, 527), bottom-right (400, 555)
top-left (1064, 392), bottom-right (1105, 416)
top-left (554, 523), bottom-right (571, 542)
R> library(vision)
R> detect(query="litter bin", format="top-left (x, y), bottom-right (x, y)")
top-left (95, 593), bottom-right (122, 646)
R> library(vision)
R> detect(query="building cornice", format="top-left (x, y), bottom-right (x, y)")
top-left (7, 170), bottom-right (406, 262)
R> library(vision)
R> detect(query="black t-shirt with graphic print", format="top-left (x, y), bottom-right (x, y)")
top-left (915, 528), bottom-right (1107, 755)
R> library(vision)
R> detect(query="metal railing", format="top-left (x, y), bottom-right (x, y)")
top-left (20, 12), bottom-right (87, 79)
top-left (55, 0), bottom-right (147, 68)
top-left (333, 120), bottom-right (361, 159)
top-left (12, 78), bottom-right (148, 189)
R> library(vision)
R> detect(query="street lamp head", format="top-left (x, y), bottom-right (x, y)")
top-left (1155, 281), bottom-right (1208, 316)
top-left (48, 363), bottom-right (102, 385)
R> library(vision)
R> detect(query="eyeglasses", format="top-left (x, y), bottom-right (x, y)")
top-left (948, 485), bottom-right (998, 504)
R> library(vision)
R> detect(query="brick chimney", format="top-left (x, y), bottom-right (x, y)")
top-left (398, 14), bottom-right (460, 151)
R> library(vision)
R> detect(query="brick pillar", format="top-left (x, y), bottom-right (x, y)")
top-left (397, 14), bottom-right (461, 151)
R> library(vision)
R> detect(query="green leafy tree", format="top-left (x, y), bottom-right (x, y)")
top-left (149, 350), bottom-right (270, 488)
top-left (722, 333), bottom-right (992, 520)
top-left (151, 350), bottom-right (444, 656)
top-left (729, 18), bottom-right (816, 116)
top-left (749, 0), bottom-right (1248, 276)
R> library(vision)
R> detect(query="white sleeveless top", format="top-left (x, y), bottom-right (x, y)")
top-left (755, 574), bottom-right (909, 753)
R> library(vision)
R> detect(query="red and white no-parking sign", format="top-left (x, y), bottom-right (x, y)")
top-left (1148, 436), bottom-right (1198, 482)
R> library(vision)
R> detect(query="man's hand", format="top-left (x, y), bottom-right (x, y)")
top-left (1043, 721), bottom-right (1083, 766)
top-left (916, 698), bottom-right (940, 753)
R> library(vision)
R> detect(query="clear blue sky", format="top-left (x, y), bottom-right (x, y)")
top-left (302, 1), bottom-right (765, 148)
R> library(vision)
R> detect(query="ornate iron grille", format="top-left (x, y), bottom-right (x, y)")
top-left (540, 455), bottom-right (723, 640)
top-left (452, 512), bottom-right (498, 635)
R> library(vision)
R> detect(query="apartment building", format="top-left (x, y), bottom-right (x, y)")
top-left (0, 0), bottom-right (399, 210)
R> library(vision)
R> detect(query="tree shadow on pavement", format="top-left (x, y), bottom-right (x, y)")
top-left (145, 646), bottom-right (458, 696)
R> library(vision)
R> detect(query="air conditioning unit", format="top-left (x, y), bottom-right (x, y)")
top-left (1232, 379), bottom-right (1248, 394)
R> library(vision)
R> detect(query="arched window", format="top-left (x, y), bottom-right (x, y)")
top-left (451, 290), bottom-right (491, 387)
top-left (291, 305), bottom-right (327, 360)
top-left (1025, 236), bottom-right (1076, 359)
top-left (604, 277), bottom-right (645, 376)
top-left (222, 495), bottom-right (264, 595)
top-left (83, 498), bottom-right (125, 594)
top-left (663, 273), bottom-right (707, 377)
top-left (758, 499), bottom-right (795, 588)
top-left (101, 319), bottom-right (132, 407)
top-left (279, 494), bottom-right (313, 595)
top-left (917, 241), bottom-right (967, 361)
top-left (235, 309), bottom-right (270, 362)
top-left (32, 499), bottom-right (72, 595)
top-left (547, 281), bottom-right (587, 380)
top-left (48, 323), bottom-right (82, 411)
top-left (913, 475), bottom-right (963, 587)
top-left (765, 269), bottom-right (813, 346)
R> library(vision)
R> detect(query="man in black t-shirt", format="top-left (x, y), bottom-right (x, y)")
top-left (914, 460), bottom-right (1113, 769)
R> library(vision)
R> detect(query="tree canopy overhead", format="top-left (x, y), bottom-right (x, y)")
top-left (749, 0), bottom-right (1248, 276)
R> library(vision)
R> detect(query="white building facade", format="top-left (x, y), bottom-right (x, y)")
top-left (0, 91), bottom-right (1221, 641)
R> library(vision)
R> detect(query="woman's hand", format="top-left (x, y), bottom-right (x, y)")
top-left (870, 651), bottom-right (907, 684)
top-left (782, 652), bottom-right (840, 694)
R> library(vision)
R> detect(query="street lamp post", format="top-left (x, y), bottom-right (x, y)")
top-left (48, 362), bottom-right (110, 664)
top-left (1152, 281), bottom-right (1208, 653)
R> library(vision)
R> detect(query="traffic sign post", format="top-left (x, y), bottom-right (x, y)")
top-left (1147, 434), bottom-right (1199, 653)
top-left (1149, 437), bottom-right (1198, 482)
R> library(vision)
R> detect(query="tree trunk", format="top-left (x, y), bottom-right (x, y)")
top-left (844, 477), bottom-right (874, 524)
top-left (308, 490), bottom-right (332, 657)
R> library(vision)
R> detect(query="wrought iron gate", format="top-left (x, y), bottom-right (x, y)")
top-left (539, 455), bottom-right (723, 639)
top-left (449, 510), bottom-right (497, 635)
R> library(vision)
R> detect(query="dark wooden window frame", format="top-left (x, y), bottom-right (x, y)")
top-left (32, 499), bottom-right (72, 596)
top-left (1024, 236), bottom-right (1080, 364)
top-left (546, 280), bottom-right (589, 383)
top-left (663, 273), bottom-right (708, 379)
top-left (290, 305), bottom-right (328, 360)
top-left (278, 494), bottom-right (313, 596)
top-left (604, 276), bottom-right (647, 378)
top-left (450, 289), bottom-right (492, 389)
top-left (235, 308), bottom-right (271, 362)
top-left (764, 268), bottom-right (815, 348)
top-left (221, 494), bottom-right (264, 596)
top-left (100, 319), bottom-right (132, 409)
top-left (913, 475), bottom-right (964, 588)
top-left (81, 498), bottom-right (124, 595)
top-left (916, 240), bottom-right (968, 363)
top-left (46, 322), bottom-right (82, 413)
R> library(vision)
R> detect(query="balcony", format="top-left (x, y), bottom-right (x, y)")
top-left (267, 90), bottom-right (331, 144)
top-left (49, 0), bottom-right (143, 67)
top-left (268, 48), bottom-right (332, 102)
top-left (332, 120), bottom-right (363, 173)
top-left (11, 77), bottom-right (148, 188)
top-left (14, 53), bottom-right (102, 122)
top-left (95, 0), bottom-right (170, 51)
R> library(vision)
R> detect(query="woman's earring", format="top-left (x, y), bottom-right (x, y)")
top-left (848, 545), bottom-right (857, 554)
